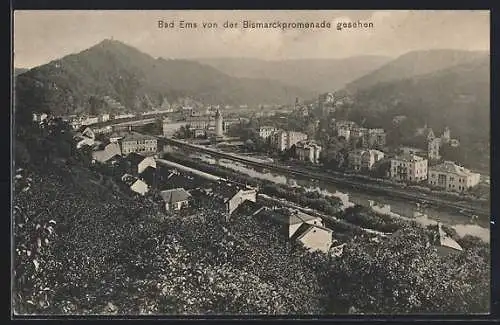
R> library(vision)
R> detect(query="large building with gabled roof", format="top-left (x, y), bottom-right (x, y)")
top-left (428, 161), bottom-right (480, 192)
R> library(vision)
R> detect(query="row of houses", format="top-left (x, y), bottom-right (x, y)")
top-left (67, 113), bottom-right (137, 130)
top-left (257, 128), bottom-right (323, 164)
top-left (347, 149), bottom-right (385, 171)
top-left (87, 146), bottom-right (340, 255)
top-left (333, 119), bottom-right (387, 149)
top-left (389, 154), bottom-right (480, 192)
top-left (74, 126), bottom-right (159, 159)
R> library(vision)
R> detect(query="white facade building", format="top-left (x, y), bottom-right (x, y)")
top-left (428, 161), bottom-right (480, 192)
top-left (295, 141), bottom-right (322, 164)
top-left (270, 130), bottom-right (308, 151)
top-left (257, 126), bottom-right (278, 139)
top-left (390, 154), bottom-right (428, 182)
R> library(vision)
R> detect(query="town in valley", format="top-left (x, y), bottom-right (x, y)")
top-left (13, 10), bottom-right (491, 317)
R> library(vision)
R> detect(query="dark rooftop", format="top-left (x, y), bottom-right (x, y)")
top-left (159, 188), bottom-right (191, 204)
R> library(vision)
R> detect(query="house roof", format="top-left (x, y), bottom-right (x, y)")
top-left (140, 166), bottom-right (156, 185)
top-left (211, 182), bottom-right (243, 202)
top-left (291, 223), bottom-right (333, 242)
top-left (160, 188), bottom-right (191, 204)
top-left (125, 152), bottom-right (146, 167)
top-left (296, 140), bottom-right (321, 149)
top-left (430, 161), bottom-right (477, 177)
top-left (393, 153), bottom-right (425, 162)
top-left (362, 149), bottom-right (384, 158)
top-left (130, 179), bottom-right (148, 194)
top-left (121, 132), bottom-right (157, 142)
top-left (266, 208), bottom-right (320, 225)
top-left (231, 200), bottom-right (261, 215)
top-left (437, 223), bottom-right (463, 251)
top-left (368, 128), bottom-right (385, 134)
top-left (92, 142), bottom-right (122, 163)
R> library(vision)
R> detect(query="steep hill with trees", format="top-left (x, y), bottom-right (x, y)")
top-left (14, 39), bottom-right (312, 125)
top-left (339, 56), bottom-right (490, 172)
top-left (14, 68), bottom-right (29, 77)
top-left (345, 49), bottom-right (489, 92)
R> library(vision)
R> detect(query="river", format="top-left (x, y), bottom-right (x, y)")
top-left (190, 153), bottom-right (490, 243)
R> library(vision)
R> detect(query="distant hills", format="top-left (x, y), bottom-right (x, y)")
top-left (14, 40), bottom-right (490, 165)
top-left (345, 49), bottom-right (489, 92)
top-left (350, 55), bottom-right (489, 132)
top-left (14, 39), bottom-right (313, 123)
top-left (344, 54), bottom-right (490, 172)
top-left (196, 56), bottom-right (391, 93)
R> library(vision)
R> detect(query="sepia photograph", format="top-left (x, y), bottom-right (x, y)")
top-left (12, 10), bottom-right (491, 316)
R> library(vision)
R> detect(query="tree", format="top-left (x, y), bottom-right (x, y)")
top-left (174, 125), bottom-right (193, 139)
top-left (323, 226), bottom-right (490, 314)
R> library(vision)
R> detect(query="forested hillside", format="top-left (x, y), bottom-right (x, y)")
top-left (14, 39), bottom-right (312, 125)
top-left (346, 49), bottom-right (488, 91)
top-left (340, 56), bottom-right (490, 172)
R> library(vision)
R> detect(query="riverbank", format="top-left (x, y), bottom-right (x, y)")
top-left (160, 151), bottom-right (490, 243)
top-left (162, 138), bottom-right (490, 218)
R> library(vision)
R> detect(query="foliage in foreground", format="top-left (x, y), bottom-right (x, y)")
top-left (13, 162), bottom-right (490, 315)
top-left (13, 120), bottom-right (490, 315)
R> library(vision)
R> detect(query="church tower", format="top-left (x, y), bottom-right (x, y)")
top-left (215, 109), bottom-right (223, 137)
top-left (428, 137), bottom-right (441, 161)
top-left (442, 127), bottom-right (451, 143)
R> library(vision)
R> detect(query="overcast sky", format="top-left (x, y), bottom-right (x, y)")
top-left (14, 10), bottom-right (490, 68)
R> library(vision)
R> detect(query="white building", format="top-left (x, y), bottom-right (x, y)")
top-left (428, 161), bottom-right (480, 192)
top-left (337, 126), bottom-right (351, 141)
top-left (257, 126), bottom-right (278, 139)
top-left (33, 113), bottom-right (49, 123)
top-left (335, 120), bottom-right (356, 130)
top-left (295, 141), bottom-right (322, 164)
top-left (349, 149), bottom-right (385, 171)
top-left (160, 188), bottom-right (191, 211)
top-left (81, 116), bottom-right (99, 126)
top-left (292, 223), bottom-right (334, 254)
top-left (428, 137), bottom-right (441, 160)
top-left (225, 188), bottom-right (257, 215)
top-left (262, 208), bottom-right (333, 254)
top-left (350, 127), bottom-right (367, 139)
top-left (270, 130), bottom-right (308, 151)
top-left (364, 128), bottom-right (387, 148)
top-left (114, 113), bottom-right (136, 120)
top-left (390, 154), bottom-right (428, 182)
top-left (100, 114), bottom-right (111, 123)
top-left (121, 174), bottom-right (149, 196)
